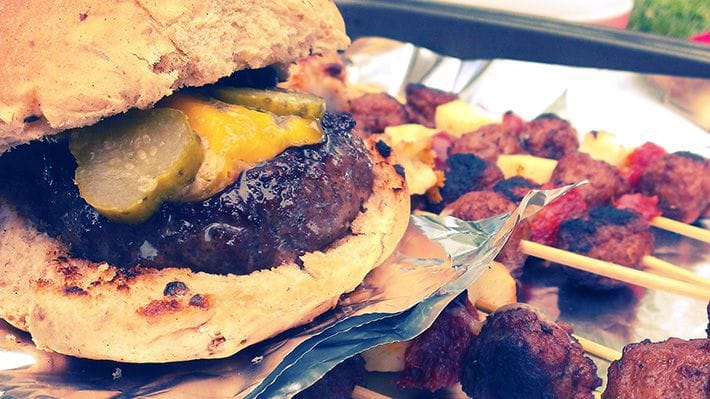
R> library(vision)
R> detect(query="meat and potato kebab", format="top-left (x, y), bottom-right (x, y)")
top-left (442, 185), bottom-right (658, 291)
top-left (348, 82), bottom-right (709, 226)
top-left (351, 82), bottom-right (707, 292)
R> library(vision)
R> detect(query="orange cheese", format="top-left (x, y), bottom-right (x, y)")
top-left (163, 94), bottom-right (323, 201)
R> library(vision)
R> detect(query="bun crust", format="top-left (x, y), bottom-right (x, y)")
top-left (0, 0), bottom-right (349, 151)
top-left (0, 142), bottom-right (409, 363)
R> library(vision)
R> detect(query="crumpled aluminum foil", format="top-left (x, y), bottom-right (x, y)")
top-left (346, 37), bottom-right (709, 393)
top-left (0, 183), bottom-right (574, 398)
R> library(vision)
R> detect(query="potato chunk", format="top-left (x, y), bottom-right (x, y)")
top-left (496, 154), bottom-right (558, 184)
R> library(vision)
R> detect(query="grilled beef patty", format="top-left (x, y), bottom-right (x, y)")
top-left (0, 113), bottom-right (373, 275)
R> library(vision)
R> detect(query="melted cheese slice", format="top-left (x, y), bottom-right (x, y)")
top-left (163, 94), bottom-right (323, 201)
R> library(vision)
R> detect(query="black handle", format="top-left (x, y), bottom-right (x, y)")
top-left (336, 0), bottom-right (710, 78)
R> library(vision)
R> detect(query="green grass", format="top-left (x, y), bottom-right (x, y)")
top-left (628, 0), bottom-right (710, 38)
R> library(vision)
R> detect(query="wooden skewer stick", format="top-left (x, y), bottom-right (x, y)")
top-left (573, 335), bottom-right (622, 362)
top-left (352, 385), bottom-right (392, 399)
top-left (641, 255), bottom-right (710, 288)
top-left (650, 216), bottom-right (710, 244)
top-left (520, 240), bottom-right (710, 301)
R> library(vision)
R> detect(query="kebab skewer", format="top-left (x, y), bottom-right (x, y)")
top-left (345, 84), bottom-right (709, 243)
top-left (495, 148), bottom-right (710, 244)
top-left (355, 301), bottom-right (609, 399)
top-left (420, 98), bottom-right (710, 293)
top-left (489, 174), bottom-right (710, 289)
top-left (438, 186), bottom-right (709, 300)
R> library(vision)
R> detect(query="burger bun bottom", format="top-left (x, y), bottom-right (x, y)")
top-left (0, 141), bottom-right (409, 363)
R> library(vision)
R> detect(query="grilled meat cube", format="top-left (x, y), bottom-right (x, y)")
top-left (557, 207), bottom-right (653, 290)
top-left (461, 305), bottom-right (601, 399)
top-left (638, 151), bottom-right (710, 223)
top-left (551, 151), bottom-right (629, 207)
top-left (603, 338), bottom-right (710, 399)
top-left (520, 114), bottom-right (579, 159)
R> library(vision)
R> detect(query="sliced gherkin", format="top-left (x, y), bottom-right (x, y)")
top-left (70, 108), bottom-right (203, 224)
top-left (211, 87), bottom-right (326, 119)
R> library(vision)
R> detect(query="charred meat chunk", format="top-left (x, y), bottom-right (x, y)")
top-left (451, 123), bottom-right (526, 162)
top-left (493, 176), bottom-right (541, 203)
top-left (520, 114), bottom-right (579, 159)
top-left (444, 191), bottom-right (529, 275)
top-left (397, 294), bottom-right (479, 391)
top-left (551, 151), bottom-right (628, 207)
top-left (440, 153), bottom-right (504, 207)
top-left (557, 207), bottom-right (654, 290)
top-left (0, 113), bottom-right (373, 276)
top-left (638, 151), bottom-right (710, 223)
top-left (404, 84), bottom-right (457, 127)
top-left (349, 92), bottom-right (409, 133)
top-left (294, 355), bottom-right (367, 399)
top-left (461, 305), bottom-right (601, 399)
top-left (603, 338), bottom-right (710, 399)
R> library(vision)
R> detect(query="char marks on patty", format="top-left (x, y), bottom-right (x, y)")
top-left (0, 113), bottom-right (373, 275)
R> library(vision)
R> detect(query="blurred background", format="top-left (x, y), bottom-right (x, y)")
top-left (437, 0), bottom-right (709, 41)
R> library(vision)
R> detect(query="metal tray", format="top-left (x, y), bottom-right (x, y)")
top-left (336, 0), bottom-right (710, 78)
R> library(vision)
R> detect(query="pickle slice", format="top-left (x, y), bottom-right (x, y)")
top-left (211, 87), bottom-right (326, 119)
top-left (70, 108), bottom-right (203, 224)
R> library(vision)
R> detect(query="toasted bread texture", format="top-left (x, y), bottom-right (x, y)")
top-left (0, 140), bottom-right (409, 362)
top-left (0, 0), bottom-right (349, 151)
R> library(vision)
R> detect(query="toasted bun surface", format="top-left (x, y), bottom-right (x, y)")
top-left (0, 0), bottom-right (349, 151)
top-left (0, 141), bottom-right (409, 362)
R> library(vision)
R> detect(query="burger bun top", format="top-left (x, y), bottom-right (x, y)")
top-left (0, 0), bottom-right (349, 151)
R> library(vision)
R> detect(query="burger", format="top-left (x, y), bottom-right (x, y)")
top-left (0, 1), bottom-right (409, 362)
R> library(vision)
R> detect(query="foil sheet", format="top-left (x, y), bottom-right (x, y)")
top-left (0, 179), bottom-right (572, 398)
top-left (346, 38), bottom-right (709, 396)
